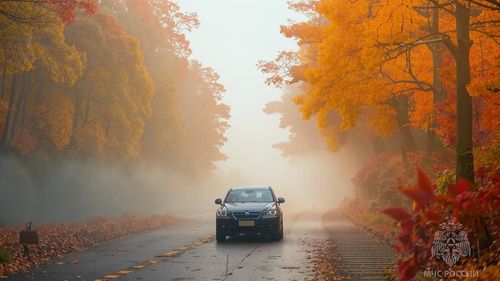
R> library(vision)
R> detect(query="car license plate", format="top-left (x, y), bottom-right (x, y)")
top-left (239, 220), bottom-right (255, 227)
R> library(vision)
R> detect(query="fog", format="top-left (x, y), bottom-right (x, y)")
top-left (0, 0), bottom-right (364, 226)
top-left (0, 155), bottom-right (232, 225)
top-left (0, 144), bottom-right (362, 225)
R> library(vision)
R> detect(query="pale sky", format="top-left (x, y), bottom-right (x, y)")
top-left (179, 0), bottom-right (301, 182)
top-left (176, 1), bottom-right (354, 207)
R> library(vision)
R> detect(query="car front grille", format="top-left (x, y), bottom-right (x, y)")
top-left (232, 211), bottom-right (261, 219)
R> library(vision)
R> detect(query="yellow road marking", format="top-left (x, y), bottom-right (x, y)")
top-left (94, 235), bottom-right (215, 281)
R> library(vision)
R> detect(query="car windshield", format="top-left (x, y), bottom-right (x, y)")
top-left (225, 189), bottom-right (274, 203)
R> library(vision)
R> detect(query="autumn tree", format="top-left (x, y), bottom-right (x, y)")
top-left (105, 0), bottom-right (194, 169)
top-left (62, 13), bottom-right (154, 160)
top-left (0, 3), bottom-right (85, 152)
top-left (370, 0), bottom-right (500, 182)
top-left (435, 0), bottom-right (499, 182)
top-left (0, 0), bottom-right (96, 24)
top-left (259, 0), bottom-right (416, 154)
top-left (261, 0), bottom-right (499, 184)
top-left (176, 61), bottom-right (230, 174)
top-left (102, 0), bottom-right (229, 174)
top-left (0, 0), bottom-right (229, 175)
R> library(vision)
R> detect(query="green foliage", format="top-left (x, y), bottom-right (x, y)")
top-left (433, 169), bottom-right (455, 195)
top-left (0, 248), bottom-right (12, 264)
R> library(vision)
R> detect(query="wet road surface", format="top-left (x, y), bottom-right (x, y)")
top-left (323, 213), bottom-right (395, 281)
top-left (8, 211), bottom-right (395, 281)
top-left (8, 213), bottom-right (323, 281)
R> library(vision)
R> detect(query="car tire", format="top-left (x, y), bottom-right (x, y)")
top-left (216, 228), bottom-right (226, 242)
top-left (272, 227), bottom-right (283, 241)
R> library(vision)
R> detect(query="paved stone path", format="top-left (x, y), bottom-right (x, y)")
top-left (323, 213), bottom-right (396, 281)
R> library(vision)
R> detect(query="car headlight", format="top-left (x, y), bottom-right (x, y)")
top-left (216, 207), bottom-right (230, 217)
top-left (263, 207), bottom-right (278, 216)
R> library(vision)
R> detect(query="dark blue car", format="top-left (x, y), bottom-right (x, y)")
top-left (214, 186), bottom-right (285, 242)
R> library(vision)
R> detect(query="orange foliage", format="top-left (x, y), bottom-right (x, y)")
top-left (11, 128), bottom-right (37, 155)
top-left (0, 1), bottom-right (229, 176)
top-left (259, 0), bottom-right (499, 172)
top-left (32, 92), bottom-right (75, 152)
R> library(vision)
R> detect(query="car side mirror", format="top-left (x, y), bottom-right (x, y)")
top-left (277, 197), bottom-right (285, 204)
top-left (215, 198), bottom-right (222, 205)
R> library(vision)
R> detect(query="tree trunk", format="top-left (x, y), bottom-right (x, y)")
top-left (19, 71), bottom-right (33, 126)
top-left (425, 4), bottom-right (444, 158)
top-left (84, 91), bottom-right (91, 123)
top-left (455, 3), bottom-right (474, 183)
top-left (394, 95), bottom-right (417, 151)
top-left (66, 84), bottom-right (92, 154)
top-left (0, 60), bottom-right (7, 100)
top-left (66, 90), bottom-right (82, 155)
top-left (2, 73), bottom-right (21, 145)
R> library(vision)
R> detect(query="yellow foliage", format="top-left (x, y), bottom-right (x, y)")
top-left (475, 133), bottom-right (500, 169)
top-left (0, 2), bottom-right (85, 82)
top-left (73, 122), bottom-right (106, 157)
top-left (265, 0), bottom-right (499, 151)
top-left (33, 92), bottom-right (75, 152)
top-left (291, 0), bottom-right (427, 147)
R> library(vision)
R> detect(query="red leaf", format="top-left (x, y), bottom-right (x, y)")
top-left (398, 232), bottom-right (412, 246)
top-left (400, 218), bottom-right (416, 235)
top-left (481, 201), bottom-right (490, 212)
top-left (397, 258), bottom-right (418, 281)
top-left (461, 201), bottom-right (473, 212)
top-left (475, 167), bottom-right (487, 178)
top-left (416, 168), bottom-right (433, 193)
top-left (493, 200), bottom-right (500, 211)
top-left (401, 187), bottom-right (434, 206)
top-left (424, 209), bottom-right (441, 221)
top-left (381, 207), bottom-right (412, 221)
top-left (450, 179), bottom-right (471, 196)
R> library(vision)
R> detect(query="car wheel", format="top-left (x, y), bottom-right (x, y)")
top-left (216, 228), bottom-right (226, 242)
top-left (272, 227), bottom-right (283, 241)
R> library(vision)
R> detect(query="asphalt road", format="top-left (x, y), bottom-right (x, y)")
top-left (323, 214), bottom-right (395, 281)
top-left (8, 213), bottom-right (323, 281)
top-left (8, 211), bottom-right (395, 281)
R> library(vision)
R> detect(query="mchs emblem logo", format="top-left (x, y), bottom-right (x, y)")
top-left (431, 215), bottom-right (471, 266)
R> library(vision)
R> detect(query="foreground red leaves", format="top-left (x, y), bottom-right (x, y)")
top-left (382, 168), bottom-right (500, 281)
top-left (0, 214), bottom-right (179, 277)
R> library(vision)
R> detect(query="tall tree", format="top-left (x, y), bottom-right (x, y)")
top-left (62, 13), bottom-right (154, 160)
top-left (260, 0), bottom-right (499, 184)
top-left (0, 5), bottom-right (85, 149)
top-left (109, 0), bottom-right (230, 174)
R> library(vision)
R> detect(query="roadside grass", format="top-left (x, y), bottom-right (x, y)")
top-left (0, 248), bottom-right (12, 264)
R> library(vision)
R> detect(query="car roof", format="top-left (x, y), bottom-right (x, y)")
top-left (230, 186), bottom-right (272, 191)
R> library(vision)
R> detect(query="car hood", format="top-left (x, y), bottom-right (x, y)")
top-left (224, 202), bottom-right (275, 212)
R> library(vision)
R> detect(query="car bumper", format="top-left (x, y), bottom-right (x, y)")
top-left (216, 216), bottom-right (281, 235)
